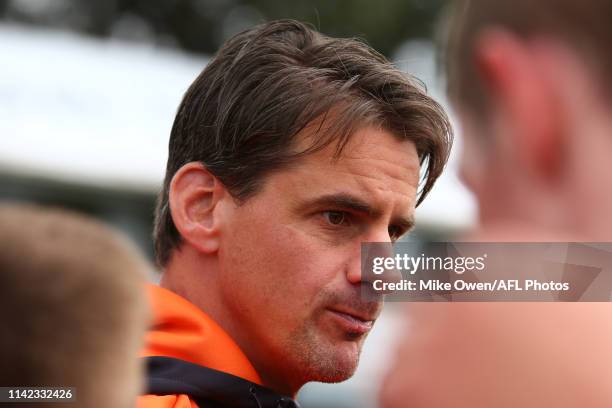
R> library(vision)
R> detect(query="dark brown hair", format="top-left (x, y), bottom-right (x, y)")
top-left (155, 19), bottom-right (452, 266)
top-left (445, 0), bottom-right (612, 115)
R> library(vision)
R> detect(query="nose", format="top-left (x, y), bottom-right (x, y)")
top-left (346, 228), bottom-right (403, 297)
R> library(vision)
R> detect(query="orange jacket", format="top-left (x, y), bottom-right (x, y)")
top-left (138, 284), bottom-right (292, 408)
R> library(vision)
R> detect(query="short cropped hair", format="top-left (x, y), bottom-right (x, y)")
top-left (0, 204), bottom-right (150, 408)
top-left (445, 0), bottom-right (612, 115)
top-left (154, 19), bottom-right (453, 266)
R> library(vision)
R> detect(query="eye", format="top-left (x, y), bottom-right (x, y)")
top-left (323, 211), bottom-right (349, 226)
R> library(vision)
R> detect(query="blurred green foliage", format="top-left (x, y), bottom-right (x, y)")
top-left (1, 0), bottom-right (448, 56)
top-left (250, 0), bottom-right (447, 55)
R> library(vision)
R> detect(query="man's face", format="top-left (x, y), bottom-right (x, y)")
top-left (217, 126), bottom-right (420, 389)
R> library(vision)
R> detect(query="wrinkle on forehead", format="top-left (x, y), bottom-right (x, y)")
top-left (284, 126), bottom-right (421, 214)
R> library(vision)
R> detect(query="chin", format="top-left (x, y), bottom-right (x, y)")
top-left (305, 346), bottom-right (361, 384)
top-left (286, 319), bottom-right (365, 384)
top-left (312, 362), bottom-right (358, 384)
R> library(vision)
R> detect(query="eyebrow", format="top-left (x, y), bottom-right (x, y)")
top-left (300, 193), bottom-right (416, 231)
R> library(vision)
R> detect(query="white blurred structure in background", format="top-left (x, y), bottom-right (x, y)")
top-left (0, 23), bottom-right (199, 190)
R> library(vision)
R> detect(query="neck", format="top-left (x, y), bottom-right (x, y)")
top-left (477, 171), bottom-right (612, 242)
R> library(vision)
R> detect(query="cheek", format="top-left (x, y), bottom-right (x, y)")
top-left (459, 133), bottom-right (485, 193)
top-left (220, 207), bottom-right (348, 323)
top-left (458, 113), bottom-right (494, 190)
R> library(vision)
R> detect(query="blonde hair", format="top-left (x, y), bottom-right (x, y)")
top-left (0, 203), bottom-right (151, 408)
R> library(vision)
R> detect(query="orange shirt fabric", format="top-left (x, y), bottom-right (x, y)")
top-left (137, 284), bottom-right (299, 408)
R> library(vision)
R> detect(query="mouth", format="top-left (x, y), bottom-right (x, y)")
top-left (327, 308), bottom-right (376, 335)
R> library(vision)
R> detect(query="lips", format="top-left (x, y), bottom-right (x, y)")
top-left (327, 308), bottom-right (377, 335)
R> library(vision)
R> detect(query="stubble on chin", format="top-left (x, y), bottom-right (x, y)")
top-left (285, 312), bottom-right (364, 385)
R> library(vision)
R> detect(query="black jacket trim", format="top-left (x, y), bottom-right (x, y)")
top-left (144, 356), bottom-right (300, 408)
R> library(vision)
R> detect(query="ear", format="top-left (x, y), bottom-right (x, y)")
top-left (474, 29), bottom-right (564, 182)
top-left (168, 162), bottom-right (225, 254)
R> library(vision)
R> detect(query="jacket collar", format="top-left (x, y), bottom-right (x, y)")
top-left (145, 356), bottom-right (299, 408)
top-left (142, 284), bottom-right (262, 385)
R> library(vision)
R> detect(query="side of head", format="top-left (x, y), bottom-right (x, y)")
top-left (0, 204), bottom-right (150, 408)
top-left (445, 0), bottom-right (612, 236)
top-left (154, 19), bottom-right (452, 394)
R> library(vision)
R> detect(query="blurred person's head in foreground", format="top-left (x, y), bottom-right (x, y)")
top-left (447, 0), bottom-right (612, 240)
top-left (143, 19), bottom-right (452, 405)
top-left (0, 204), bottom-right (151, 408)
top-left (379, 1), bottom-right (612, 407)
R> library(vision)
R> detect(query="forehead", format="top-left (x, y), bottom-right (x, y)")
top-left (267, 126), bottom-right (421, 209)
